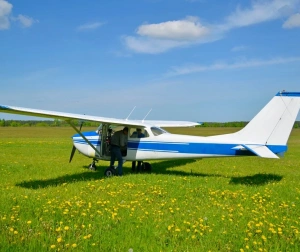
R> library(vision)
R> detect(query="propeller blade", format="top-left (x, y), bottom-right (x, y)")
top-left (69, 145), bottom-right (76, 163)
top-left (69, 120), bottom-right (84, 163)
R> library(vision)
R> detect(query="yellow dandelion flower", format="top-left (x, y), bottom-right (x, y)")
top-left (50, 245), bottom-right (56, 249)
top-left (57, 237), bottom-right (62, 243)
top-left (56, 227), bottom-right (61, 232)
top-left (175, 228), bottom-right (181, 232)
top-left (14, 230), bottom-right (18, 235)
top-left (27, 221), bottom-right (31, 224)
top-left (72, 244), bottom-right (77, 248)
top-left (64, 226), bottom-right (70, 231)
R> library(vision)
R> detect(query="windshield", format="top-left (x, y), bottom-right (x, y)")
top-left (151, 127), bottom-right (169, 136)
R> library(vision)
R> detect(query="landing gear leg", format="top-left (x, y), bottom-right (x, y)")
top-left (89, 159), bottom-right (97, 171)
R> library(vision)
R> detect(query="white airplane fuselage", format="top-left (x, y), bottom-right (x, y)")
top-left (72, 126), bottom-right (287, 161)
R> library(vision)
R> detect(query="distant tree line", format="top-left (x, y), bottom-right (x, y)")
top-left (198, 121), bottom-right (248, 127)
top-left (0, 119), bottom-right (299, 128)
top-left (197, 121), bottom-right (300, 128)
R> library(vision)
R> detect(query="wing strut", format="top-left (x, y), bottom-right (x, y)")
top-left (67, 120), bottom-right (101, 157)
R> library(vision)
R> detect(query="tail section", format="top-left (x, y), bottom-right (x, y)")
top-left (235, 91), bottom-right (300, 145)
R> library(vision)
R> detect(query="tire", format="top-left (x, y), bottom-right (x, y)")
top-left (104, 167), bottom-right (115, 177)
top-left (143, 162), bottom-right (152, 173)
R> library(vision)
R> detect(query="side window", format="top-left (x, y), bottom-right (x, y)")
top-left (130, 128), bottom-right (138, 138)
top-left (129, 128), bottom-right (149, 138)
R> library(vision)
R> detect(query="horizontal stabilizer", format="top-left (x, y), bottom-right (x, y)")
top-left (242, 144), bottom-right (279, 159)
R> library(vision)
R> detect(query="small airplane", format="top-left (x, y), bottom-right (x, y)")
top-left (1, 91), bottom-right (300, 176)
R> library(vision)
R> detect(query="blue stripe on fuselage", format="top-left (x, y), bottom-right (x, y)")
top-left (72, 132), bottom-right (287, 157)
top-left (72, 131), bottom-right (101, 146)
top-left (73, 131), bottom-right (99, 137)
top-left (127, 141), bottom-right (287, 156)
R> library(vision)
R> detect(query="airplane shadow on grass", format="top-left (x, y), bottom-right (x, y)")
top-left (16, 159), bottom-right (283, 189)
top-left (16, 160), bottom-right (198, 189)
top-left (152, 160), bottom-right (283, 186)
top-left (229, 173), bottom-right (283, 186)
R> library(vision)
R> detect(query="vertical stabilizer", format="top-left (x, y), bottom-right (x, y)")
top-left (235, 91), bottom-right (300, 145)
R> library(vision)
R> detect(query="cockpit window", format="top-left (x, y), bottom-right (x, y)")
top-left (151, 127), bottom-right (168, 136)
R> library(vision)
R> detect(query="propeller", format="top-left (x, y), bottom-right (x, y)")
top-left (69, 120), bottom-right (84, 163)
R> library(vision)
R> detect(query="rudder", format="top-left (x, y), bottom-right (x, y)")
top-left (235, 91), bottom-right (300, 145)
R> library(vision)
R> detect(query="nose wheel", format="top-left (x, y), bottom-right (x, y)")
top-left (89, 159), bottom-right (98, 171)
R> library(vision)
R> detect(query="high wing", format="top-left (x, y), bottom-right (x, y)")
top-left (0, 105), bottom-right (199, 127)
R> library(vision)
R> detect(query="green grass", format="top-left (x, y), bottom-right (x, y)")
top-left (0, 127), bottom-right (299, 251)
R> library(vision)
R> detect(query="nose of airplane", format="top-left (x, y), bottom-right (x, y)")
top-left (70, 131), bottom-right (101, 160)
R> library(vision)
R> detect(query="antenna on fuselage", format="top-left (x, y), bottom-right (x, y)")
top-left (142, 108), bottom-right (152, 122)
top-left (125, 106), bottom-right (136, 120)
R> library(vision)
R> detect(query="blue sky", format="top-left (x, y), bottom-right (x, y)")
top-left (1, 0), bottom-right (300, 122)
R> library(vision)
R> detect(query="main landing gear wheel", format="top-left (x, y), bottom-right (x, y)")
top-left (104, 167), bottom-right (116, 177)
top-left (142, 162), bottom-right (152, 173)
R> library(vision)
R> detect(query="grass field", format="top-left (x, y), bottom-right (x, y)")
top-left (0, 127), bottom-right (299, 251)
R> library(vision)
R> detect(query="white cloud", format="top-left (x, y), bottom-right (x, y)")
top-left (14, 14), bottom-right (38, 28)
top-left (137, 16), bottom-right (209, 40)
top-left (124, 16), bottom-right (214, 54)
top-left (222, 0), bottom-right (298, 30)
top-left (77, 22), bottom-right (104, 31)
top-left (124, 0), bottom-right (300, 54)
top-left (283, 13), bottom-right (300, 28)
top-left (0, 0), bottom-right (12, 30)
top-left (0, 0), bottom-right (37, 30)
top-left (167, 57), bottom-right (300, 76)
top-left (124, 36), bottom-right (191, 54)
